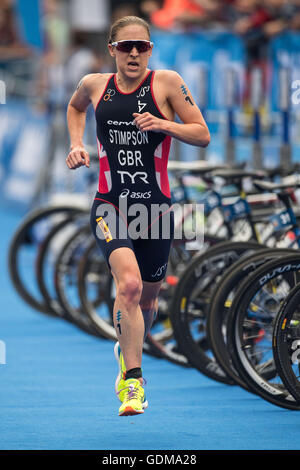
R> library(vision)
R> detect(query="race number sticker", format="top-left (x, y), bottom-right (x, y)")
top-left (96, 216), bottom-right (113, 243)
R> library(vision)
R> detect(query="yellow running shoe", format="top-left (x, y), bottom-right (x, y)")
top-left (114, 342), bottom-right (126, 401)
top-left (118, 378), bottom-right (148, 416)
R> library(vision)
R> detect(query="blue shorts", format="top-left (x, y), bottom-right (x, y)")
top-left (90, 193), bottom-right (174, 282)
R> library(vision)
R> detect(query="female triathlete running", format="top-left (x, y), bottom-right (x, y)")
top-left (66, 15), bottom-right (210, 416)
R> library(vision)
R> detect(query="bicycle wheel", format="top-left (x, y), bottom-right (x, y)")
top-left (273, 284), bottom-right (300, 403)
top-left (145, 233), bottom-right (245, 366)
top-left (168, 233), bottom-right (226, 276)
top-left (8, 204), bottom-right (88, 315)
top-left (207, 247), bottom-right (295, 389)
top-left (77, 238), bottom-right (116, 340)
top-left (36, 212), bottom-right (88, 319)
top-left (169, 240), bottom-right (261, 384)
top-left (149, 273), bottom-right (192, 367)
top-left (54, 224), bottom-right (102, 336)
top-left (147, 234), bottom-right (228, 365)
top-left (226, 254), bottom-right (300, 409)
top-left (148, 236), bottom-right (228, 366)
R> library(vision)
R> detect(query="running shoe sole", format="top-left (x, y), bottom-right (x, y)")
top-left (119, 406), bottom-right (145, 416)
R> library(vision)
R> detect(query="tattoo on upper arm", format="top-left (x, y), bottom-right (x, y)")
top-left (180, 84), bottom-right (194, 106)
top-left (76, 79), bottom-right (84, 91)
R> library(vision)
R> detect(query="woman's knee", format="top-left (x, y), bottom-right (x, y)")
top-left (117, 273), bottom-right (143, 307)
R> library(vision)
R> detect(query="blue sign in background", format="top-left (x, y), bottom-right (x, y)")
top-left (270, 31), bottom-right (300, 112)
top-left (150, 30), bottom-right (246, 111)
top-left (15, 0), bottom-right (43, 50)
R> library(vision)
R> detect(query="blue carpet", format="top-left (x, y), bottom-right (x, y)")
top-left (0, 205), bottom-right (300, 451)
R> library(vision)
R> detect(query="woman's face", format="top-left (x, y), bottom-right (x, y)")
top-left (108, 24), bottom-right (153, 79)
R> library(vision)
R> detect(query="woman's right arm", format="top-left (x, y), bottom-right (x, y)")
top-left (66, 75), bottom-right (93, 170)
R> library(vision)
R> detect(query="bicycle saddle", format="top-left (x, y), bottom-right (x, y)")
top-left (253, 178), bottom-right (300, 192)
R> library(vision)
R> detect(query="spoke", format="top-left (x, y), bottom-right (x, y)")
top-left (248, 300), bottom-right (275, 317)
top-left (293, 271), bottom-right (300, 287)
top-left (244, 346), bottom-right (271, 357)
top-left (244, 318), bottom-right (264, 326)
top-left (244, 333), bottom-right (266, 341)
top-left (256, 358), bottom-right (274, 371)
top-left (261, 283), bottom-right (286, 303)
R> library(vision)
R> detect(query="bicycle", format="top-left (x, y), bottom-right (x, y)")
top-left (225, 251), bottom-right (300, 409)
top-left (273, 282), bottom-right (300, 404)
top-left (206, 178), bottom-right (300, 388)
top-left (169, 173), bottom-right (300, 385)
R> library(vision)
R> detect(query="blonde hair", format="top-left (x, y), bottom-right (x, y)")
top-left (108, 16), bottom-right (151, 44)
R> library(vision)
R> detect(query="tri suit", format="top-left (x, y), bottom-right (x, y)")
top-left (90, 70), bottom-right (174, 282)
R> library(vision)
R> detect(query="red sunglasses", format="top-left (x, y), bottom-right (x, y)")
top-left (111, 40), bottom-right (153, 53)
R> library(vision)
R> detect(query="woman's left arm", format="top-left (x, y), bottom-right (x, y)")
top-left (133, 70), bottom-right (210, 147)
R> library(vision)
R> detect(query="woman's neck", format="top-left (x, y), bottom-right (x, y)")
top-left (115, 69), bottom-right (150, 93)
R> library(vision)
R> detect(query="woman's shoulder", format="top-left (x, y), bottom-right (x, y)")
top-left (81, 72), bottom-right (114, 87)
top-left (76, 73), bottom-right (114, 99)
top-left (153, 69), bottom-right (182, 84)
top-left (80, 73), bottom-right (113, 92)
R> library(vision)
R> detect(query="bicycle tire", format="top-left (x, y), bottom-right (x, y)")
top-left (54, 223), bottom-right (102, 336)
top-left (77, 238), bottom-right (117, 340)
top-left (226, 254), bottom-right (300, 409)
top-left (273, 283), bottom-right (300, 403)
top-left (169, 240), bottom-right (261, 384)
top-left (8, 204), bottom-right (88, 315)
top-left (35, 212), bottom-right (87, 319)
top-left (207, 247), bottom-right (295, 389)
top-left (145, 235), bottom-right (230, 364)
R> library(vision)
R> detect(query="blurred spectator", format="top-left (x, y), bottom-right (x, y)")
top-left (231, 0), bottom-right (271, 36)
top-left (226, 0), bottom-right (273, 67)
top-left (41, 0), bottom-right (70, 61)
top-left (65, 31), bottom-right (112, 95)
top-left (110, 1), bottom-right (141, 23)
top-left (173, 0), bottom-right (229, 29)
top-left (230, 1), bottom-right (276, 129)
top-left (0, 0), bottom-right (31, 60)
top-left (290, 2), bottom-right (300, 32)
top-left (230, 0), bottom-right (300, 40)
top-left (70, 0), bottom-right (109, 34)
top-left (146, 0), bottom-right (300, 33)
top-left (140, 1), bottom-right (163, 22)
top-left (36, 0), bottom-right (70, 108)
top-left (37, 0), bottom-right (113, 108)
top-left (69, 0), bottom-right (110, 60)
top-left (150, 0), bottom-right (207, 30)
top-left (149, 0), bottom-right (246, 31)
top-left (228, 0), bottom-right (300, 64)
top-left (262, 0), bottom-right (300, 37)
